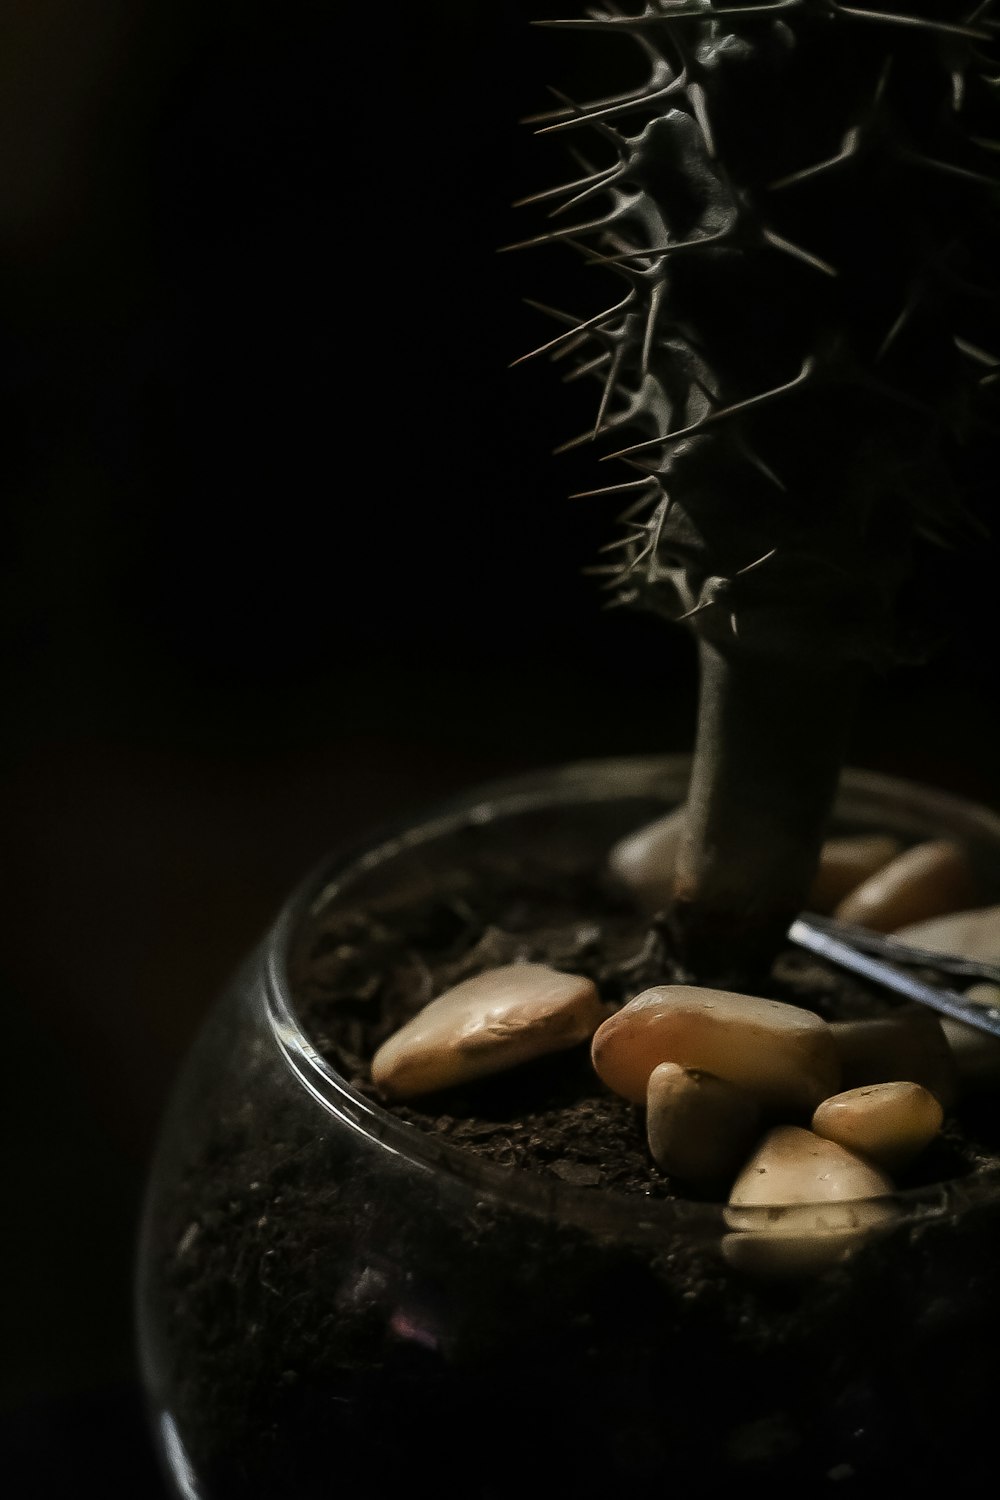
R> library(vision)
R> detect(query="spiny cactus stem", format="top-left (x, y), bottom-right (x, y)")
top-left (524, 0), bottom-right (998, 974)
top-left (668, 639), bottom-right (860, 983)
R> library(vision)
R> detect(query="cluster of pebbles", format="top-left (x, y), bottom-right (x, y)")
top-left (370, 816), bottom-right (1000, 1270)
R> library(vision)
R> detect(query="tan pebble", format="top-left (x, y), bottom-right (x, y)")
top-left (724, 1126), bottom-right (895, 1275)
top-left (646, 1063), bottom-right (760, 1184)
top-left (965, 982), bottom-right (1000, 1008)
top-left (812, 1082), bottom-right (943, 1171)
top-left (607, 806), bottom-right (685, 908)
top-left (834, 840), bottom-right (976, 932)
top-left (940, 1017), bottom-right (1000, 1089)
top-left (371, 964), bottom-right (604, 1099)
top-left (592, 985), bottom-right (839, 1111)
top-left (894, 903), bottom-right (1000, 965)
top-left (728, 1126), bottom-right (894, 1218)
top-left (829, 1008), bottom-right (956, 1108)
top-left (807, 835), bottom-right (901, 914)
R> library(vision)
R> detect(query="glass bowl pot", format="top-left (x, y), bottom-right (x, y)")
top-left (137, 756), bottom-right (1000, 1499)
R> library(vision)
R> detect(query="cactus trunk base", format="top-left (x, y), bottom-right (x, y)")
top-left (669, 642), bottom-right (860, 983)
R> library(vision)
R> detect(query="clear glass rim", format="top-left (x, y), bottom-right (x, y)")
top-left (262, 755), bottom-right (1000, 1241)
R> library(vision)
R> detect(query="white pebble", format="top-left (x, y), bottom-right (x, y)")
top-left (371, 964), bottom-right (605, 1099)
top-left (724, 1126), bottom-right (895, 1274)
top-left (646, 1063), bottom-right (760, 1185)
top-left (592, 985), bottom-right (839, 1111)
top-left (811, 1082), bottom-right (943, 1170)
top-left (728, 1126), bottom-right (894, 1219)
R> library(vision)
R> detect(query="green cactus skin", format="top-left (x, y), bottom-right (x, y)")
top-left (520, 0), bottom-right (1000, 978)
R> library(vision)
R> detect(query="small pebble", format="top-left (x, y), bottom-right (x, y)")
top-left (592, 985), bottom-right (840, 1111)
top-left (371, 964), bottom-right (605, 1099)
top-left (807, 835), bottom-right (901, 914)
top-left (646, 1062), bottom-right (760, 1185)
top-left (728, 1126), bottom-right (894, 1219)
top-left (725, 1126), bottom-right (895, 1274)
top-left (829, 1009), bottom-right (956, 1108)
top-left (811, 1082), bottom-right (943, 1171)
top-left (835, 840), bottom-right (976, 932)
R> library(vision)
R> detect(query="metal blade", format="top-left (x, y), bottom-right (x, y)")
top-left (799, 911), bottom-right (1000, 986)
top-left (788, 917), bottom-right (1000, 1041)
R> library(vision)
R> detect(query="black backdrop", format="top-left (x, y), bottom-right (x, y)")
top-left (1, 4), bottom-right (997, 1496)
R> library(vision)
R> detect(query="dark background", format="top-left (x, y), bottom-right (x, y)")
top-left (1, 3), bottom-right (997, 1495)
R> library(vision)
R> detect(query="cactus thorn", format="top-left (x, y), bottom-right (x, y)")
top-left (833, 3), bottom-right (993, 43)
top-left (543, 84), bottom-right (627, 147)
top-left (685, 80), bottom-right (716, 157)
top-left (534, 82), bottom-right (679, 135)
top-left (768, 129), bottom-right (861, 191)
top-left (512, 167), bottom-right (617, 210)
top-left (597, 527), bottom-right (650, 555)
top-left (876, 294), bottom-right (918, 362)
top-left (568, 477), bottom-right (650, 502)
top-left (549, 173), bottom-right (622, 220)
top-left (617, 490), bottom-right (664, 524)
top-left (500, 216), bottom-right (629, 255)
top-left (553, 415), bottom-right (624, 455)
top-left (902, 149), bottom-right (1000, 188)
top-left (954, 335), bottom-right (1000, 367)
top-left (585, 224), bottom-right (733, 266)
top-left (511, 295), bottom-right (633, 366)
top-left (761, 228), bottom-right (839, 278)
top-left (563, 352), bottom-right (613, 384)
top-left (641, 281), bottom-right (665, 376)
top-left (594, 345), bottom-right (625, 436)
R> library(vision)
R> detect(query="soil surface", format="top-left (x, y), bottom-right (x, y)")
top-left (145, 839), bottom-right (1000, 1498)
top-left (291, 853), bottom-right (1000, 1200)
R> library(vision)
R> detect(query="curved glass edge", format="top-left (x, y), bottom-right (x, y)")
top-left (262, 754), bottom-right (1000, 1239)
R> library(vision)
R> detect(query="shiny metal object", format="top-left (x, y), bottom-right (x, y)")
top-left (789, 915), bottom-right (1000, 1041)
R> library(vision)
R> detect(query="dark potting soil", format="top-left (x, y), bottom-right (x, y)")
top-left (291, 853), bottom-right (1000, 1198)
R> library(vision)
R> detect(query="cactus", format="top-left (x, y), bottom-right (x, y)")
top-left (517, 0), bottom-right (1000, 978)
